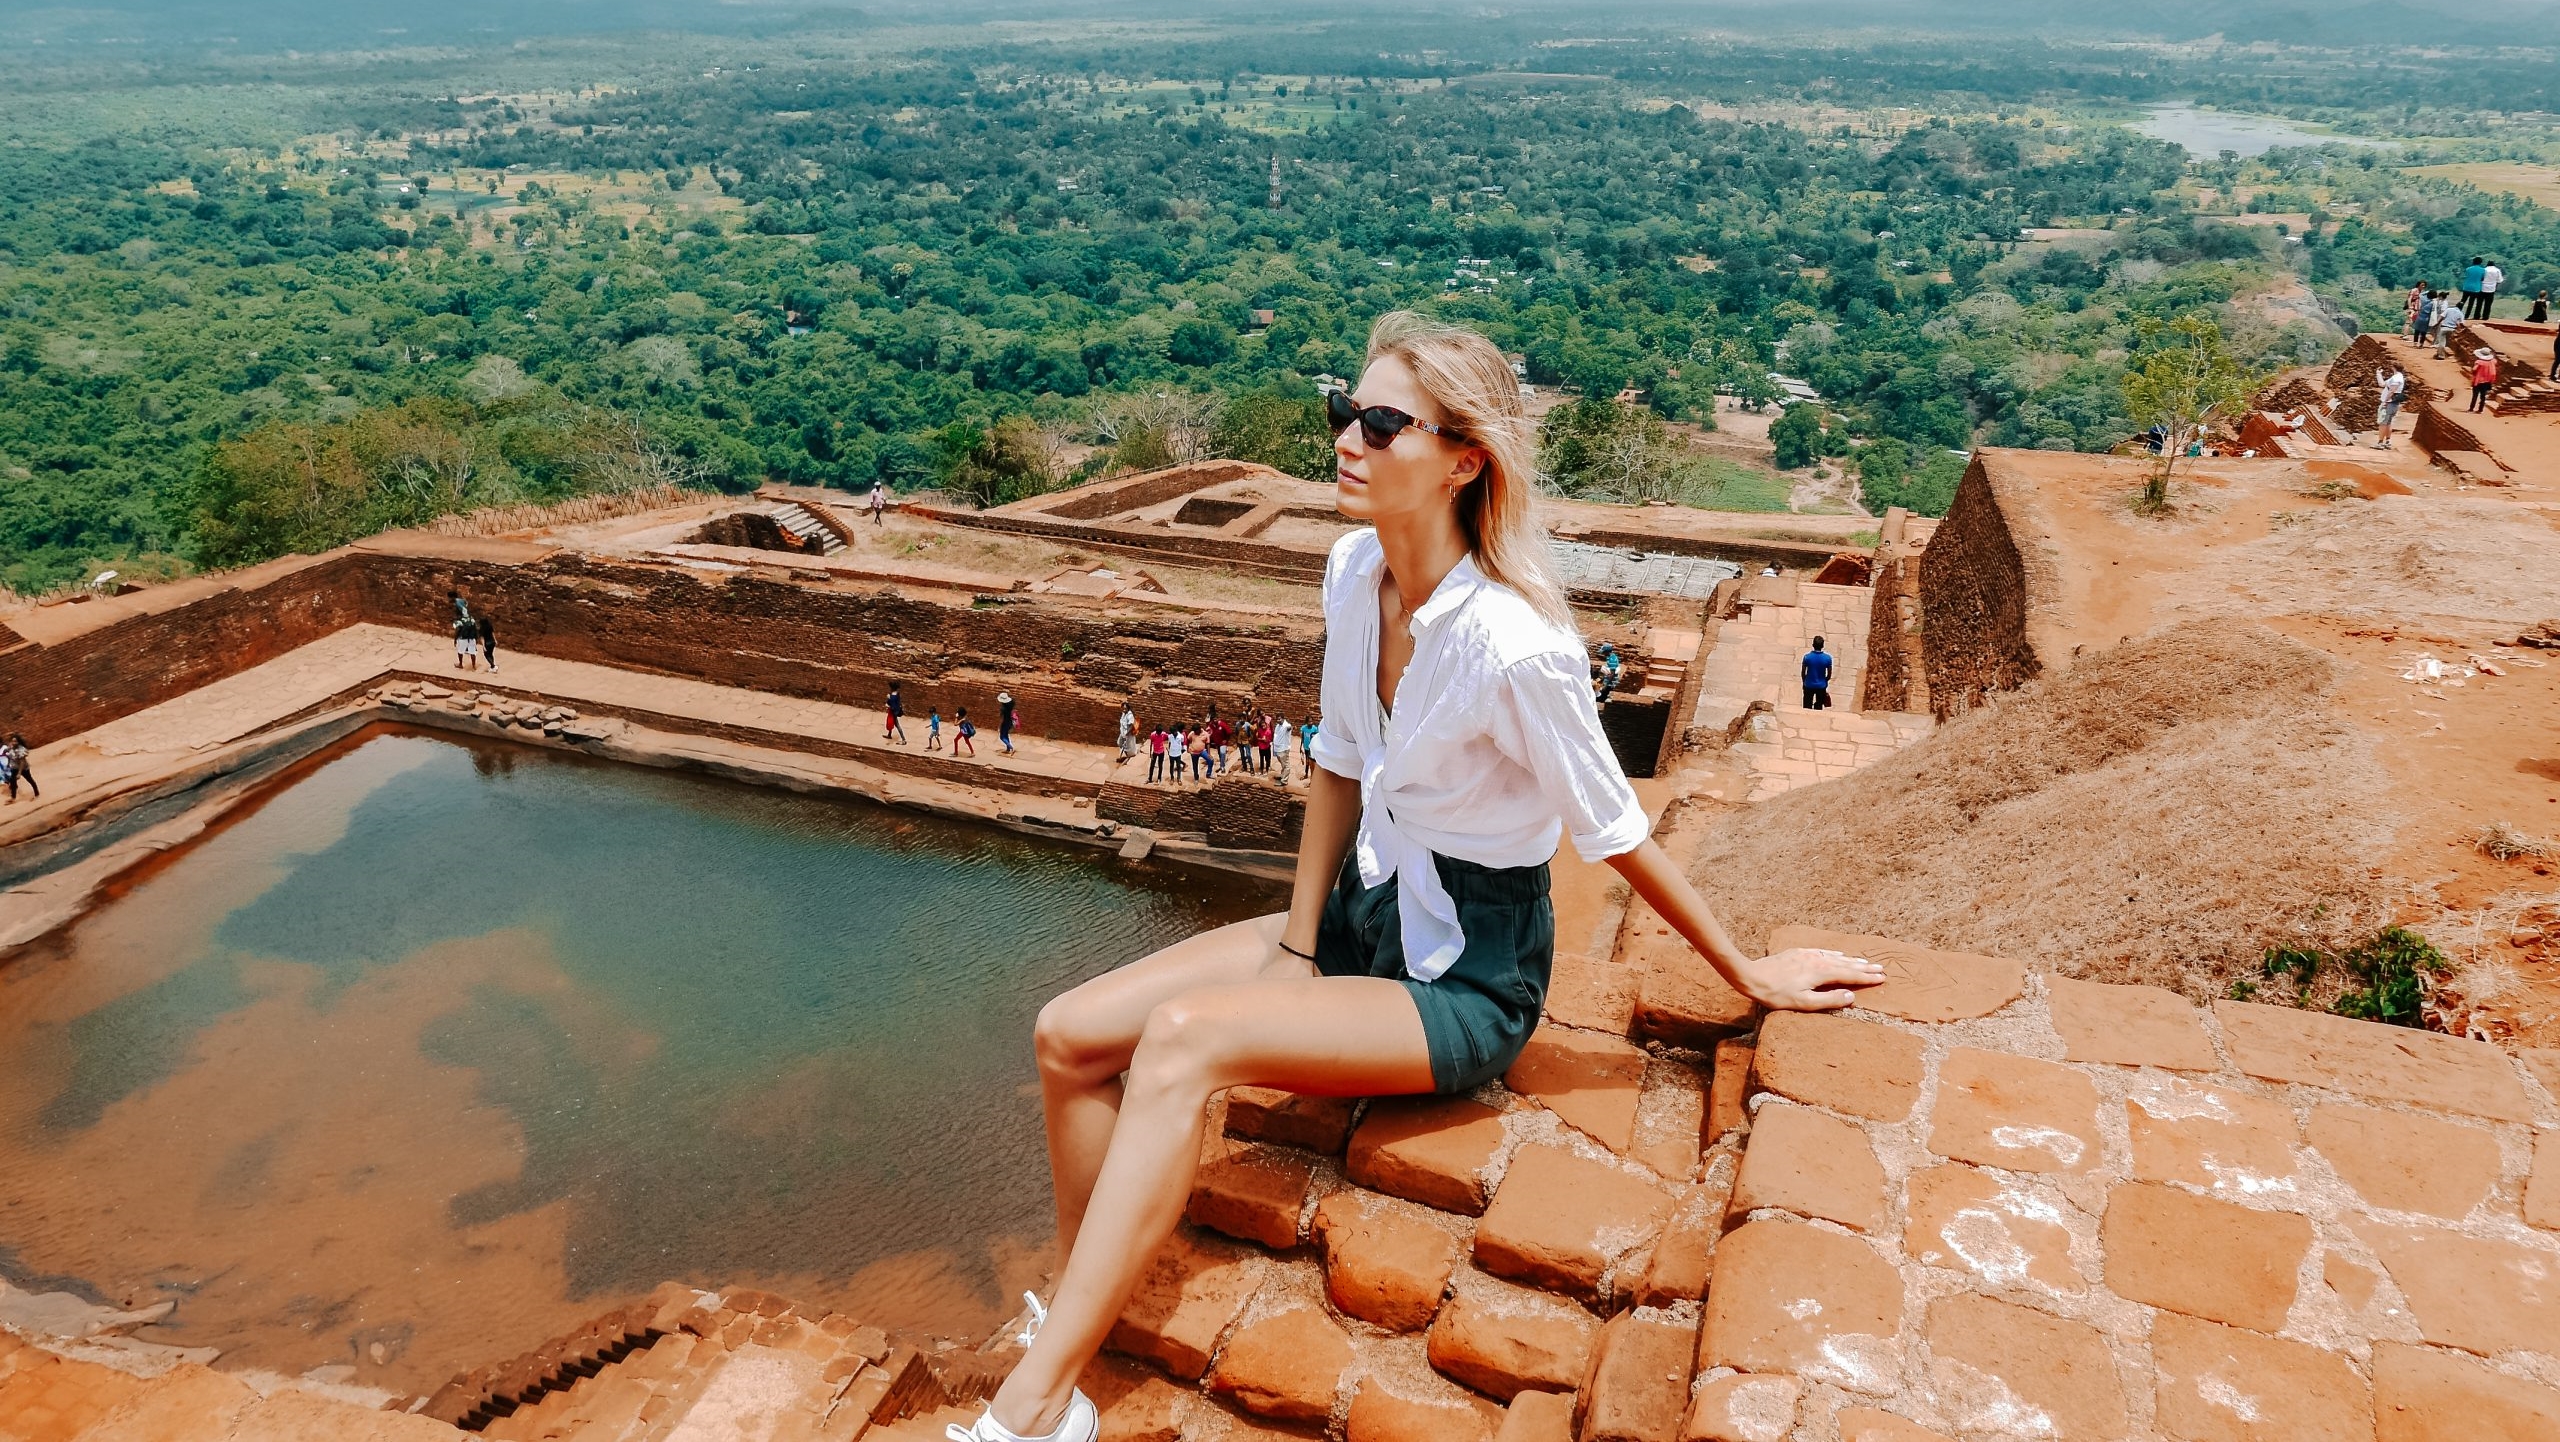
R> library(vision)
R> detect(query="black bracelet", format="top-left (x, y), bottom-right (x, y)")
top-left (1278, 939), bottom-right (1316, 962)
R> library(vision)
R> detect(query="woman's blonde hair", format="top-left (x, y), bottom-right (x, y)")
top-left (1365, 311), bottom-right (1574, 630)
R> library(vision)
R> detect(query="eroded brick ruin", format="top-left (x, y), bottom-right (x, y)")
top-left (4, 426), bottom-right (2560, 1440)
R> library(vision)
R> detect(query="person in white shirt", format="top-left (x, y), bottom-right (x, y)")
top-left (1270, 712), bottom-right (1295, 783)
top-left (2482, 262), bottom-right (2505, 318)
top-left (2374, 366), bottom-right (2407, 449)
top-left (951, 313), bottom-right (1883, 1442)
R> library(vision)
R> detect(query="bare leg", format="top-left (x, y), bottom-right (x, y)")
top-left (1033, 912), bottom-right (1290, 1256)
top-left (995, 974), bottom-right (1434, 1433)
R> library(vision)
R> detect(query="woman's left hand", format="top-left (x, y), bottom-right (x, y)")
top-left (1731, 946), bottom-right (1886, 1011)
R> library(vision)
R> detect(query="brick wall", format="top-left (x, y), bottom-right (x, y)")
top-left (0, 554), bottom-right (374, 747)
top-left (1858, 550), bottom-right (1916, 713)
top-left (0, 546), bottom-right (1328, 751)
top-left (1915, 458), bottom-right (2041, 719)
top-left (1098, 771), bottom-right (1305, 852)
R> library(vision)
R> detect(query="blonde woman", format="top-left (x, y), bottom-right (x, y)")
top-left (947, 313), bottom-right (1882, 1442)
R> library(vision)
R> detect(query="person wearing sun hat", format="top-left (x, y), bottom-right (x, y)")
top-left (2469, 348), bottom-right (2500, 413)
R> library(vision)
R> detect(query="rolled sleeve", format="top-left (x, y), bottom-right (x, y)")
top-left (1310, 720), bottom-right (1363, 779)
top-left (1491, 649), bottom-right (1651, 862)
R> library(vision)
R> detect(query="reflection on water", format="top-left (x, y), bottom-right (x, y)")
top-left (2133, 103), bottom-right (2395, 159)
top-left (0, 729), bottom-right (1281, 1390)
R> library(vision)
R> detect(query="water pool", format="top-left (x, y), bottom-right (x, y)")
top-left (0, 727), bottom-right (1282, 1391)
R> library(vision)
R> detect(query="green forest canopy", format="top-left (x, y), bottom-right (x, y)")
top-left (4, 27), bottom-right (2559, 590)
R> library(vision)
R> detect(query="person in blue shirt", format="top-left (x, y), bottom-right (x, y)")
top-left (1596, 643), bottom-right (1623, 701)
top-left (1802, 635), bottom-right (1834, 711)
top-left (2460, 258), bottom-right (2488, 320)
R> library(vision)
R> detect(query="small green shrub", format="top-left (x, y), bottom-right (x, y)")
top-left (2247, 926), bottom-right (2449, 1028)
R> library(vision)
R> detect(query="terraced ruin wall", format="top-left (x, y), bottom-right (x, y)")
top-left (0, 545), bottom-right (1327, 753)
top-left (1914, 457), bottom-right (2046, 719)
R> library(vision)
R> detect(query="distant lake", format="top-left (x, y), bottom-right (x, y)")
top-left (2134, 104), bottom-right (2397, 158)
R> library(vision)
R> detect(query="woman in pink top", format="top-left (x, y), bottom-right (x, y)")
top-left (2470, 349), bottom-right (2500, 413)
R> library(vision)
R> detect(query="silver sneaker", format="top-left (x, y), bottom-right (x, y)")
top-left (945, 1388), bottom-right (1097, 1442)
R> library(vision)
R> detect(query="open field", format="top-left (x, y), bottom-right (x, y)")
top-left (2408, 161), bottom-right (2560, 213)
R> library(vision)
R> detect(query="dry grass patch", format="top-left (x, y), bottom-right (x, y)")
top-left (2470, 821), bottom-right (2555, 862)
top-left (1691, 621), bottom-right (2398, 998)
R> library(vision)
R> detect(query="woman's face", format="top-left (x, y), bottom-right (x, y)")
top-left (1333, 354), bottom-right (1483, 525)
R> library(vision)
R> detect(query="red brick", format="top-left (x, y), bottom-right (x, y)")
top-left (2101, 1184), bottom-right (2308, 1332)
top-left (2045, 977), bottom-right (2218, 1070)
top-left (79, 1364), bottom-right (258, 1442)
top-left (1630, 1057), bottom-right (1705, 1181)
top-left (1924, 1293), bottom-right (2127, 1440)
top-left (1107, 1228), bottom-right (1262, 1379)
top-left (1096, 1376), bottom-right (1184, 1442)
top-left (1634, 1166), bottom-right (1735, 1308)
top-left (1750, 1012), bottom-right (1923, 1123)
top-left (1705, 1040), bottom-right (1753, 1145)
top-left (2373, 1341), bottom-right (2560, 1442)
top-left (1205, 1307), bottom-right (1355, 1423)
top-left (1631, 913), bottom-right (1759, 1046)
top-left (1696, 1218), bottom-right (1902, 1392)
top-left (1493, 1389), bottom-right (1575, 1442)
top-left (1187, 1141), bottom-right (1315, 1249)
top-left (1427, 1275), bottom-right (1601, 1401)
top-left (1224, 1086), bottom-right (1359, 1153)
top-left (1314, 1189), bottom-right (1460, 1332)
top-left (1902, 1162), bottom-right (2084, 1294)
top-left (1345, 1378), bottom-right (1500, 1442)
top-left (1680, 1374), bottom-right (1799, 1442)
top-left (2123, 1076), bottom-right (2300, 1198)
top-left (2521, 1047), bottom-right (2560, 1104)
top-left (1504, 1028), bottom-right (1647, 1153)
top-left (1766, 926), bottom-right (2022, 1022)
top-left (1346, 1095), bottom-right (1509, 1216)
top-left (2213, 1000), bottom-right (2533, 1121)
top-left (1473, 1145), bottom-right (1674, 1304)
top-left (2305, 1104), bottom-right (2500, 1220)
top-left (1546, 951), bottom-right (1638, 1035)
top-left (2353, 1219), bottom-right (2560, 1356)
top-left (0, 1354), bottom-right (149, 1442)
top-left (2322, 1255), bottom-right (2379, 1314)
top-left (1731, 1103), bottom-right (1886, 1232)
top-left (2149, 1312), bottom-right (2371, 1442)
top-left (1928, 1048), bottom-right (2103, 1175)
top-left (1835, 1410), bottom-right (1954, 1442)
top-left (2531, 1130), bottom-right (2560, 1232)
top-left (1577, 1311), bottom-right (1696, 1442)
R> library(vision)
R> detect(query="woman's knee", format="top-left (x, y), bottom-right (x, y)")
top-left (1034, 986), bottom-right (1133, 1081)
top-left (1127, 996), bottom-right (1230, 1097)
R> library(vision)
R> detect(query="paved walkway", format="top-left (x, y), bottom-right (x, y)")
top-left (1685, 579), bottom-right (1931, 799)
top-left (10, 625), bottom-right (1143, 848)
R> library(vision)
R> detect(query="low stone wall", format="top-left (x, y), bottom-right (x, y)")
top-left (0, 543), bottom-right (1327, 752)
top-left (1915, 456), bottom-right (2046, 719)
top-left (0, 552), bottom-right (374, 749)
top-left (1099, 770), bottom-right (1305, 852)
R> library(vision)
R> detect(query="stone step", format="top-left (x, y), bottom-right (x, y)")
top-left (865, 1401), bottom-right (980, 1439)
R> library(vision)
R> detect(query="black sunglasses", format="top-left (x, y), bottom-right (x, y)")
top-left (1326, 389), bottom-right (1462, 450)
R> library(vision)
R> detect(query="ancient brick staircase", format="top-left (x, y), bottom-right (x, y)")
top-left (762, 500), bottom-right (851, 555)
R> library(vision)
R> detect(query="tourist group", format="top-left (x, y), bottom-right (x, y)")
top-left (1130, 705), bottom-right (1308, 788)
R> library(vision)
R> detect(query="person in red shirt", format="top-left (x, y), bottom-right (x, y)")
top-left (2469, 349), bottom-right (2500, 413)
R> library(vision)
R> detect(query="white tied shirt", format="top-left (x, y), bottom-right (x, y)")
top-left (1309, 529), bottom-right (1650, 983)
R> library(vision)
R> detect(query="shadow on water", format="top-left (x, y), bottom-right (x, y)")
top-left (0, 727), bottom-right (1282, 1388)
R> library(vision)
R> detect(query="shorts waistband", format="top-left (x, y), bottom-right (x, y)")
top-left (1428, 851), bottom-right (1552, 905)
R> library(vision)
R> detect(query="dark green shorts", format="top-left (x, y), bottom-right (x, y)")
top-left (1314, 850), bottom-right (1554, 1095)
